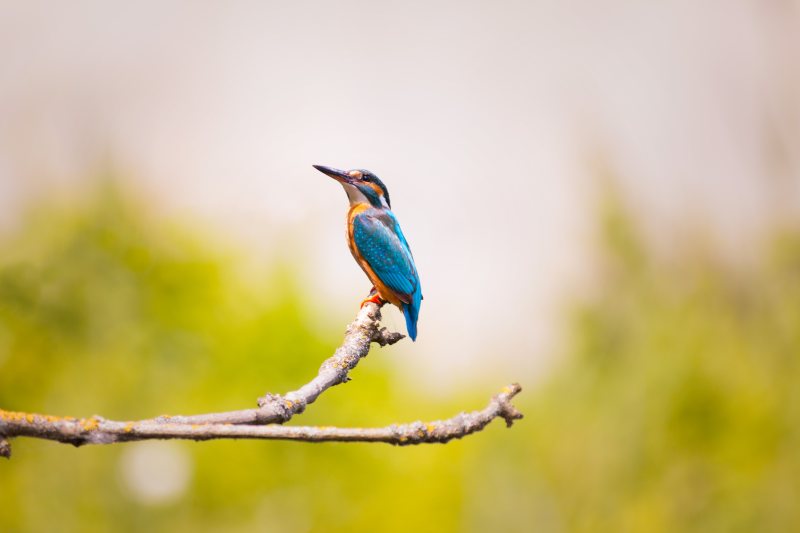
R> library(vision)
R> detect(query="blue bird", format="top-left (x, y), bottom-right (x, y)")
top-left (314, 165), bottom-right (422, 340)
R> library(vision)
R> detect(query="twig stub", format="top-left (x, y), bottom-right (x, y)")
top-left (0, 437), bottom-right (11, 459)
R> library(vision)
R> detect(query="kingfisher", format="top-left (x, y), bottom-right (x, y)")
top-left (314, 165), bottom-right (422, 341)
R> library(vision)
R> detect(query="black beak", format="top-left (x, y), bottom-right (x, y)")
top-left (313, 165), bottom-right (352, 184)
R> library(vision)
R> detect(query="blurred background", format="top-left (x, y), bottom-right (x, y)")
top-left (1, 1), bottom-right (799, 531)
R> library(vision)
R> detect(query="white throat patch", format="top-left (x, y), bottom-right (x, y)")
top-left (343, 184), bottom-right (369, 206)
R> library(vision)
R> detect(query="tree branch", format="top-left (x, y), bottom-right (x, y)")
top-left (147, 302), bottom-right (403, 426)
top-left (0, 384), bottom-right (522, 448)
top-left (0, 302), bottom-right (524, 456)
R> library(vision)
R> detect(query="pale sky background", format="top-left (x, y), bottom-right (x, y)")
top-left (1, 1), bottom-right (799, 392)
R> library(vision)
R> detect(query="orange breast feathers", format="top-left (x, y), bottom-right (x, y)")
top-left (345, 203), bottom-right (404, 307)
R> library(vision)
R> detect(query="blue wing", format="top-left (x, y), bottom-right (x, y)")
top-left (353, 210), bottom-right (422, 340)
top-left (352, 211), bottom-right (419, 300)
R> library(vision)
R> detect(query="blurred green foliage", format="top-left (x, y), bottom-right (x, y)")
top-left (1, 186), bottom-right (799, 532)
top-left (484, 196), bottom-right (800, 533)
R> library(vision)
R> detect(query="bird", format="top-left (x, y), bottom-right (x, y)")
top-left (314, 165), bottom-right (422, 341)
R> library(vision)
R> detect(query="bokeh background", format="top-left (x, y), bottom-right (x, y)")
top-left (1, 1), bottom-right (800, 532)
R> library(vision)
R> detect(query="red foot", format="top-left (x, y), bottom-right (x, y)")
top-left (360, 289), bottom-right (386, 308)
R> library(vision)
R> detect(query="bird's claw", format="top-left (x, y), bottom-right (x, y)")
top-left (360, 288), bottom-right (385, 308)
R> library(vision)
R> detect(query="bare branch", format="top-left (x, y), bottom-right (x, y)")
top-left (0, 302), bottom-right (524, 456)
top-left (148, 302), bottom-right (403, 426)
top-left (0, 384), bottom-right (522, 448)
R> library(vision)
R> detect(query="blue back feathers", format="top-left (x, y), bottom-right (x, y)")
top-left (352, 209), bottom-right (422, 340)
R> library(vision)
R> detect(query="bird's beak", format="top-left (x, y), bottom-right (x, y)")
top-left (313, 165), bottom-right (352, 184)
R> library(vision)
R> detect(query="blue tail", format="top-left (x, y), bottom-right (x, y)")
top-left (402, 289), bottom-right (422, 341)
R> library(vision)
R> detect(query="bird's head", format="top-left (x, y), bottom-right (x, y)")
top-left (314, 165), bottom-right (392, 209)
